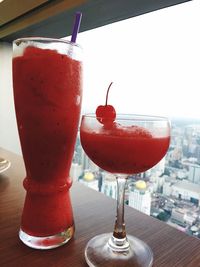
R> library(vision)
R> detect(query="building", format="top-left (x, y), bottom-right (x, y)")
top-left (79, 171), bottom-right (99, 191)
top-left (70, 163), bottom-right (83, 182)
top-left (101, 173), bottom-right (117, 199)
top-left (163, 180), bottom-right (173, 196)
top-left (162, 176), bottom-right (176, 196)
top-left (171, 180), bottom-right (200, 206)
top-left (149, 171), bottom-right (165, 193)
top-left (128, 180), bottom-right (151, 216)
top-left (171, 208), bottom-right (186, 226)
top-left (171, 208), bottom-right (197, 226)
top-left (188, 164), bottom-right (200, 184)
top-left (151, 157), bottom-right (166, 176)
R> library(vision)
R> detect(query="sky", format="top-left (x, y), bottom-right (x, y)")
top-left (65, 0), bottom-right (200, 119)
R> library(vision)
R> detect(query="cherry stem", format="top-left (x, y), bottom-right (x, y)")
top-left (105, 82), bottom-right (113, 106)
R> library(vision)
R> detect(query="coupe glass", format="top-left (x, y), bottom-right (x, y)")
top-left (80, 114), bottom-right (170, 267)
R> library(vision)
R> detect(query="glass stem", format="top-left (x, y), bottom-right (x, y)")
top-left (109, 175), bottom-right (129, 250)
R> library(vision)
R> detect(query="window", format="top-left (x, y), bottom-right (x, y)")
top-left (68, 0), bottom-right (200, 237)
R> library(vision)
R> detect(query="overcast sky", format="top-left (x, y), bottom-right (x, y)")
top-left (66, 0), bottom-right (199, 119)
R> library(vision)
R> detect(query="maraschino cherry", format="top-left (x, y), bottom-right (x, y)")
top-left (96, 82), bottom-right (116, 124)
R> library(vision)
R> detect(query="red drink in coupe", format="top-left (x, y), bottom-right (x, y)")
top-left (13, 38), bottom-right (82, 249)
top-left (81, 118), bottom-right (170, 174)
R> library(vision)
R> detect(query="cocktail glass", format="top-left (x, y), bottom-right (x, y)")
top-left (12, 38), bottom-right (82, 249)
top-left (80, 114), bottom-right (170, 267)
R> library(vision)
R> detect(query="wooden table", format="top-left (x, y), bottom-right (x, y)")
top-left (1, 148), bottom-right (200, 267)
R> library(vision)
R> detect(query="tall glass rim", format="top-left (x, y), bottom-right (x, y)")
top-left (82, 113), bottom-right (170, 122)
top-left (13, 37), bottom-right (82, 49)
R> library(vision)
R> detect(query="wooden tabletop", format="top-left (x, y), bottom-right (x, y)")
top-left (1, 148), bottom-right (200, 267)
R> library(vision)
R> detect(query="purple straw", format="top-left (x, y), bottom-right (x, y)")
top-left (71, 12), bottom-right (82, 43)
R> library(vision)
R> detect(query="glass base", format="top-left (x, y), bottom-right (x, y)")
top-left (85, 233), bottom-right (153, 267)
top-left (19, 225), bottom-right (74, 249)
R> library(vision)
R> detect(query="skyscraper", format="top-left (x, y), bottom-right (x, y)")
top-left (128, 180), bottom-right (151, 216)
top-left (188, 164), bottom-right (200, 184)
top-left (101, 173), bottom-right (117, 199)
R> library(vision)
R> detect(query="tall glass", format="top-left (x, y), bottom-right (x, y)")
top-left (80, 114), bottom-right (170, 267)
top-left (12, 38), bottom-right (82, 249)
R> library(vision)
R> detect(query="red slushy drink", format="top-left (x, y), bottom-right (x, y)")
top-left (13, 38), bottom-right (82, 249)
top-left (80, 117), bottom-right (170, 174)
